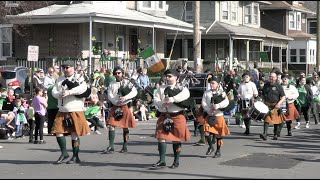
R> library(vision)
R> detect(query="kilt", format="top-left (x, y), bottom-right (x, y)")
top-left (204, 115), bottom-right (230, 136)
top-left (195, 106), bottom-right (206, 124)
top-left (264, 102), bottom-right (286, 125)
top-left (108, 105), bottom-right (137, 129)
top-left (284, 102), bottom-right (300, 121)
top-left (155, 112), bottom-right (191, 142)
top-left (51, 111), bottom-right (91, 136)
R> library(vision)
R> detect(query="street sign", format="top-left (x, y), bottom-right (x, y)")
top-left (27, 45), bottom-right (39, 61)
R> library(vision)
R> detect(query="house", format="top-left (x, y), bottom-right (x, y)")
top-left (166, 1), bottom-right (293, 72)
top-left (260, 1), bottom-right (316, 74)
top-left (4, 1), bottom-right (194, 74)
top-left (302, 1), bottom-right (317, 34)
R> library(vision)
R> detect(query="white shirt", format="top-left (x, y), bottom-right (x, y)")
top-left (202, 88), bottom-right (229, 117)
top-left (43, 74), bottom-right (56, 89)
top-left (237, 81), bottom-right (258, 99)
top-left (107, 79), bottom-right (138, 106)
top-left (281, 84), bottom-right (299, 103)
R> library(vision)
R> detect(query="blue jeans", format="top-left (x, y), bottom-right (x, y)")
top-left (15, 123), bottom-right (24, 137)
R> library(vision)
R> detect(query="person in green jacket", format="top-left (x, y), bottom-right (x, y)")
top-left (47, 85), bottom-right (58, 135)
top-left (85, 101), bottom-right (104, 134)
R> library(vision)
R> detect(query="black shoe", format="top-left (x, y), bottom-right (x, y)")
top-left (66, 156), bottom-right (81, 164)
top-left (101, 147), bottom-right (114, 154)
top-left (272, 135), bottom-right (278, 140)
top-left (286, 132), bottom-right (292, 136)
top-left (213, 151), bottom-right (221, 158)
top-left (33, 140), bottom-right (38, 144)
top-left (169, 161), bottom-right (179, 169)
top-left (152, 160), bottom-right (166, 168)
top-left (29, 139), bottom-right (34, 143)
top-left (119, 147), bottom-right (127, 153)
top-left (55, 154), bottom-right (70, 164)
top-left (243, 130), bottom-right (250, 135)
top-left (259, 134), bottom-right (267, 140)
top-left (206, 147), bottom-right (214, 155)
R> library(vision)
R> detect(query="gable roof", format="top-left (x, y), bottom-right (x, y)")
top-left (303, 1), bottom-right (317, 18)
top-left (206, 21), bottom-right (293, 41)
top-left (260, 1), bottom-right (315, 14)
top-left (5, 3), bottom-right (197, 33)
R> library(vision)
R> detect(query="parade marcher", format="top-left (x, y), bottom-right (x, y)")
top-left (51, 60), bottom-right (91, 164)
top-left (202, 76), bottom-right (230, 158)
top-left (278, 74), bottom-right (300, 136)
top-left (101, 66), bottom-right (137, 154)
top-left (237, 71), bottom-right (258, 135)
top-left (152, 69), bottom-right (191, 169)
top-left (295, 77), bottom-right (313, 129)
top-left (260, 71), bottom-right (286, 140)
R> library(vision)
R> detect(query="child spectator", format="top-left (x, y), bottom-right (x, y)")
top-left (85, 101), bottom-right (104, 135)
top-left (32, 87), bottom-right (47, 144)
top-left (0, 111), bottom-right (15, 140)
top-left (140, 102), bottom-right (148, 121)
top-left (26, 100), bottom-right (35, 143)
top-left (90, 87), bottom-right (100, 105)
top-left (13, 99), bottom-right (27, 139)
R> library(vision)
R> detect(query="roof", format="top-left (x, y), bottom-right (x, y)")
top-left (303, 1), bottom-right (317, 18)
top-left (288, 31), bottom-right (316, 40)
top-left (260, 1), bottom-right (315, 14)
top-left (6, 3), bottom-right (197, 32)
top-left (206, 21), bottom-right (293, 41)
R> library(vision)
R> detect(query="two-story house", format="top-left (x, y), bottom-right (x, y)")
top-left (302, 1), bottom-right (317, 34)
top-left (4, 1), bottom-right (194, 74)
top-left (260, 1), bottom-right (316, 74)
top-left (166, 1), bottom-right (293, 72)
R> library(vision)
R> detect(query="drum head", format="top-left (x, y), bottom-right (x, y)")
top-left (253, 101), bottom-right (269, 113)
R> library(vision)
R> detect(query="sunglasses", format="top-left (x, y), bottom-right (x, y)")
top-left (63, 66), bottom-right (71, 69)
top-left (115, 72), bottom-right (122, 74)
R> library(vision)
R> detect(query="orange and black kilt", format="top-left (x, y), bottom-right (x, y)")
top-left (108, 105), bottom-right (137, 129)
top-left (264, 102), bottom-right (286, 125)
top-left (284, 102), bottom-right (300, 121)
top-left (195, 106), bottom-right (206, 125)
top-left (155, 112), bottom-right (191, 142)
top-left (51, 111), bottom-right (91, 136)
top-left (204, 115), bottom-right (230, 136)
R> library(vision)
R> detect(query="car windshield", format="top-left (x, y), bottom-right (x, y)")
top-left (1, 71), bottom-right (16, 79)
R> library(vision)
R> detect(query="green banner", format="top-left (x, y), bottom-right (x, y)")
top-left (139, 47), bottom-right (155, 59)
top-left (259, 52), bottom-right (269, 62)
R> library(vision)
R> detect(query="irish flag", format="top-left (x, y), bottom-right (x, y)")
top-left (139, 47), bottom-right (165, 73)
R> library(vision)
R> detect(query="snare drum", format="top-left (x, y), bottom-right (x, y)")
top-left (241, 98), bottom-right (253, 109)
top-left (184, 109), bottom-right (196, 121)
top-left (280, 99), bottom-right (288, 113)
top-left (249, 101), bottom-right (269, 121)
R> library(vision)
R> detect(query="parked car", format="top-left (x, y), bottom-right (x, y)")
top-left (0, 66), bottom-right (29, 93)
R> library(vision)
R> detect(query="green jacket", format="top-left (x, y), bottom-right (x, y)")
top-left (85, 105), bottom-right (101, 119)
top-left (104, 74), bottom-right (116, 88)
top-left (47, 86), bottom-right (58, 109)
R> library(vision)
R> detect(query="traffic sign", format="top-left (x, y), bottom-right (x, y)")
top-left (27, 45), bottom-right (39, 61)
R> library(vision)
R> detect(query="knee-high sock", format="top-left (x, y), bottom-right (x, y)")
top-left (158, 142), bottom-right (166, 162)
top-left (198, 125), bottom-right (205, 142)
top-left (123, 128), bottom-right (129, 148)
top-left (56, 136), bottom-right (68, 157)
top-left (244, 118), bottom-right (251, 130)
top-left (273, 124), bottom-right (279, 136)
top-left (205, 134), bottom-right (214, 148)
top-left (263, 122), bottom-right (269, 135)
top-left (216, 138), bottom-right (222, 151)
top-left (194, 121), bottom-right (199, 135)
top-left (172, 142), bottom-right (181, 162)
top-left (278, 122), bottom-right (284, 135)
top-left (286, 120), bottom-right (292, 133)
top-left (72, 138), bottom-right (80, 158)
top-left (108, 130), bottom-right (115, 148)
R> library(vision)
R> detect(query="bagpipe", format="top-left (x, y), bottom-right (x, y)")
top-left (164, 85), bottom-right (196, 109)
top-left (210, 91), bottom-right (235, 112)
top-left (61, 74), bottom-right (91, 98)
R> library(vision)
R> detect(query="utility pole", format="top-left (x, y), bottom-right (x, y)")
top-left (193, 1), bottom-right (202, 73)
top-left (317, 1), bottom-right (320, 71)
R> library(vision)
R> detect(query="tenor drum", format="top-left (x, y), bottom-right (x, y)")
top-left (249, 101), bottom-right (269, 121)
top-left (280, 100), bottom-right (288, 113)
top-left (241, 99), bottom-right (253, 109)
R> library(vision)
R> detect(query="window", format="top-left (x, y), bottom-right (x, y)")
top-left (244, 2), bottom-right (259, 25)
top-left (221, 1), bottom-right (229, 20)
top-left (158, 1), bottom-right (163, 9)
top-left (0, 26), bottom-right (12, 59)
top-left (289, 11), bottom-right (302, 30)
top-left (185, 1), bottom-right (194, 22)
top-left (296, 12), bottom-right (301, 30)
top-left (309, 21), bottom-right (317, 34)
top-left (290, 49), bottom-right (297, 63)
top-left (300, 49), bottom-right (306, 63)
top-left (310, 49), bottom-right (315, 63)
top-left (231, 2), bottom-right (237, 21)
top-left (142, 1), bottom-right (151, 8)
top-left (92, 27), bottom-right (103, 55)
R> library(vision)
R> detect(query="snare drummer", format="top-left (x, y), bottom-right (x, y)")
top-left (202, 77), bottom-right (230, 158)
top-left (152, 69), bottom-right (191, 169)
top-left (278, 74), bottom-right (300, 136)
top-left (260, 71), bottom-right (286, 141)
top-left (237, 71), bottom-right (258, 135)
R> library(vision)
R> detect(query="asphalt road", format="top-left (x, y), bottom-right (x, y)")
top-left (1, 118), bottom-right (320, 179)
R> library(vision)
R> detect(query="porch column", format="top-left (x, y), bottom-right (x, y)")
top-left (246, 40), bottom-right (250, 70)
top-left (152, 24), bottom-right (155, 51)
top-left (88, 16), bottom-right (93, 76)
top-left (271, 41), bottom-right (274, 68)
top-left (279, 43), bottom-right (283, 71)
top-left (286, 44), bottom-right (289, 70)
top-left (183, 39), bottom-right (188, 58)
top-left (229, 36), bottom-right (233, 71)
top-left (260, 41), bottom-right (264, 62)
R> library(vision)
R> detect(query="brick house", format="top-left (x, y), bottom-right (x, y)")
top-left (260, 1), bottom-right (316, 74)
top-left (166, 1), bottom-right (293, 72)
top-left (4, 1), bottom-right (194, 74)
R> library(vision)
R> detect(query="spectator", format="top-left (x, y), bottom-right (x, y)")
top-left (85, 101), bottom-right (104, 134)
top-left (33, 68), bottom-right (45, 90)
top-left (26, 100), bottom-right (35, 143)
top-left (137, 68), bottom-right (150, 90)
top-left (13, 98), bottom-right (27, 139)
top-left (53, 65), bottom-right (61, 80)
top-left (46, 85), bottom-right (58, 135)
top-left (43, 67), bottom-right (56, 89)
top-left (32, 87), bottom-right (48, 144)
top-left (104, 69), bottom-right (116, 88)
